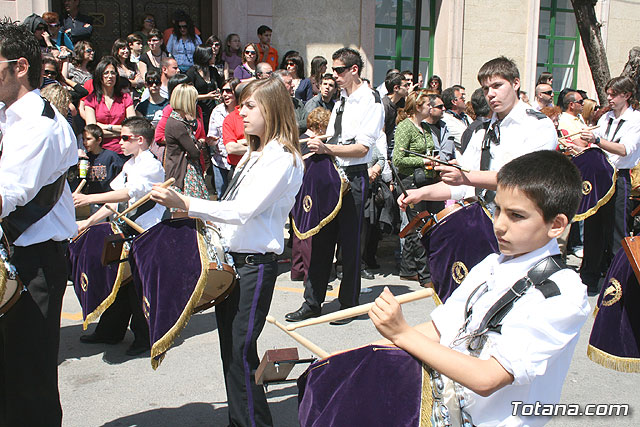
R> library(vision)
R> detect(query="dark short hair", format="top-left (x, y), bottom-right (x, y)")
top-left (167, 73), bottom-right (191, 99)
top-left (384, 71), bottom-right (404, 93)
top-left (193, 45), bottom-right (214, 68)
top-left (497, 150), bottom-right (582, 222)
top-left (0, 21), bottom-right (41, 90)
top-left (127, 33), bottom-right (143, 45)
top-left (606, 76), bottom-right (637, 98)
top-left (332, 47), bottom-right (363, 76)
top-left (83, 123), bottom-right (103, 142)
top-left (257, 25), bottom-right (272, 35)
top-left (285, 53), bottom-right (306, 79)
top-left (321, 73), bottom-right (336, 84)
top-left (145, 69), bottom-right (161, 82)
top-left (223, 77), bottom-right (241, 99)
top-left (562, 91), bottom-right (581, 111)
top-left (441, 87), bottom-right (457, 110)
top-left (121, 116), bottom-right (154, 144)
top-left (471, 87), bottom-right (490, 117)
top-left (477, 56), bottom-right (520, 86)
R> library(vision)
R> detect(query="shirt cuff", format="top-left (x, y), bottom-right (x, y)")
top-left (448, 184), bottom-right (470, 201)
top-left (188, 197), bottom-right (216, 221)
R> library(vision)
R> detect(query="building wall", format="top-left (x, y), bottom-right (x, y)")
top-left (604, 0), bottom-right (640, 77)
top-left (0, 0), bottom-right (49, 21)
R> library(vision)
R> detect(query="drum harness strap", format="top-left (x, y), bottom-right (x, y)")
top-left (476, 119), bottom-right (499, 203)
top-left (605, 117), bottom-right (625, 143)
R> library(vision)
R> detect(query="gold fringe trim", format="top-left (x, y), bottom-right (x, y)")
top-left (0, 260), bottom-right (7, 304)
top-left (82, 223), bottom-right (131, 330)
top-left (432, 292), bottom-right (443, 306)
top-left (587, 344), bottom-right (640, 373)
top-left (592, 304), bottom-right (600, 318)
top-left (150, 219), bottom-right (210, 370)
top-left (573, 168), bottom-right (618, 222)
top-left (419, 365), bottom-right (433, 427)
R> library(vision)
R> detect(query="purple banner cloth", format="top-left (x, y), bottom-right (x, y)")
top-left (420, 203), bottom-right (498, 304)
top-left (297, 345), bottom-right (427, 427)
top-left (571, 148), bottom-right (616, 221)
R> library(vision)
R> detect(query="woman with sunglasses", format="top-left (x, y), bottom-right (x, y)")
top-left (135, 70), bottom-right (169, 127)
top-left (186, 45), bottom-right (223, 132)
top-left (222, 33), bottom-right (242, 79)
top-left (150, 78), bottom-right (303, 427)
top-left (42, 12), bottom-right (74, 51)
top-left (233, 43), bottom-right (258, 81)
top-left (63, 40), bottom-right (95, 85)
top-left (286, 53), bottom-right (313, 102)
top-left (207, 77), bottom-right (241, 196)
top-left (134, 13), bottom-right (156, 51)
top-left (166, 16), bottom-right (202, 72)
top-left (138, 28), bottom-right (170, 79)
top-left (427, 75), bottom-right (442, 95)
top-left (84, 56), bottom-right (136, 156)
top-left (205, 35), bottom-right (226, 78)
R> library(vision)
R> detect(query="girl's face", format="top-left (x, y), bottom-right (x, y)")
top-left (229, 36), bottom-right (241, 51)
top-left (211, 40), bottom-right (221, 56)
top-left (118, 46), bottom-right (130, 60)
top-left (239, 94), bottom-right (265, 141)
top-left (102, 64), bottom-right (117, 87)
top-left (244, 46), bottom-right (257, 63)
top-left (222, 84), bottom-right (236, 107)
top-left (43, 63), bottom-right (58, 80)
top-left (286, 61), bottom-right (297, 76)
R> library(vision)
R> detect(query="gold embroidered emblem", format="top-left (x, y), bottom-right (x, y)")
top-left (143, 296), bottom-right (151, 320)
top-left (602, 278), bottom-right (622, 307)
top-left (303, 195), bottom-right (313, 212)
top-left (582, 180), bottom-right (592, 195)
top-left (451, 261), bottom-right (468, 284)
top-left (80, 273), bottom-right (89, 292)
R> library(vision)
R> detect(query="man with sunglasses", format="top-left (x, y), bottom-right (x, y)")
top-left (135, 70), bottom-right (169, 127)
top-left (534, 83), bottom-right (554, 111)
top-left (255, 62), bottom-right (273, 79)
top-left (442, 85), bottom-right (470, 153)
top-left (558, 91), bottom-right (588, 147)
top-left (0, 22), bottom-right (77, 426)
top-left (286, 47), bottom-right (384, 324)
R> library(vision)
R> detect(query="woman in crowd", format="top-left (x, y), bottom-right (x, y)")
top-left (205, 35), bottom-right (226, 78)
top-left (166, 15), bottom-right (202, 72)
top-left (582, 98), bottom-right (599, 126)
top-left (163, 83), bottom-right (210, 210)
top-left (207, 77), bottom-right (241, 196)
top-left (137, 28), bottom-right (170, 79)
top-left (187, 45), bottom-right (223, 132)
top-left (426, 75), bottom-right (442, 94)
top-left (233, 43), bottom-right (258, 80)
top-left (278, 50), bottom-right (299, 70)
top-left (42, 12), bottom-right (73, 51)
top-left (112, 38), bottom-right (144, 93)
top-left (286, 53), bottom-right (313, 102)
top-left (222, 33), bottom-right (242, 79)
top-left (150, 77), bottom-right (303, 427)
top-left (309, 55), bottom-right (327, 96)
top-left (392, 90), bottom-right (444, 287)
top-left (63, 40), bottom-right (95, 85)
top-left (84, 56), bottom-right (136, 156)
top-left (134, 13), bottom-right (156, 49)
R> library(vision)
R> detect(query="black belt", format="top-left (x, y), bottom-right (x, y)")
top-left (341, 164), bottom-right (368, 174)
top-left (231, 252), bottom-right (277, 266)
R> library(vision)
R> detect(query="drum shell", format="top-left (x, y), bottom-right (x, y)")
top-left (571, 147), bottom-right (616, 221)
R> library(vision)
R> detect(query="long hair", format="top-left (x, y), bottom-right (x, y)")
top-left (286, 53), bottom-right (306, 79)
top-left (205, 35), bottom-right (223, 64)
top-left (92, 56), bottom-right (124, 102)
top-left (582, 98), bottom-right (598, 125)
top-left (72, 40), bottom-right (94, 68)
top-left (224, 33), bottom-right (240, 56)
top-left (111, 38), bottom-right (135, 72)
top-left (606, 76), bottom-right (639, 110)
top-left (396, 90), bottom-right (431, 124)
top-left (310, 56), bottom-right (327, 86)
top-left (192, 45), bottom-right (213, 71)
top-left (239, 78), bottom-right (300, 164)
top-left (172, 14), bottom-right (196, 42)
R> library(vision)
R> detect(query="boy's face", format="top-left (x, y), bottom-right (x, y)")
top-left (129, 41), bottom-right (143, 54)
top-left (481, 75), bottom-right (519, 119)
top-left (119, 126), bottom-right (142, 156)
top-left (493, 185), bottom-right (565, 258)
top-left (83, 131), bottom-right (101, 153)
top-left (258, 30), bottom-right (272, 45)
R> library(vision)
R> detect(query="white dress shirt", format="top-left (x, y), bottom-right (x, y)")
top-left (188, 140), bottom-right (303, 254)
top-left (0, 90), bottom-right (77, 246)
top-left (450, 101), bottom-right (558, 200)
top-left (207, 103), bottom-right (231, 170)
top-left (325, 83), bottom-right (384, 167)
top-left (593, 106), bottom-right (640, 169)
top-left (442, 111), bottom-right (468, 152)
top-left (110, 149), bottom-right (165, 230)
top-left (431, 239), bottom-right (590, 427)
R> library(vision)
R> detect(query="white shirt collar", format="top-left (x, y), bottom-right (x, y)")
top-left (488, 239), bottom-right (560, 291)
top-left (2, 89), bottom-right (42, 127)
top-left (132, 148), bottom-right (154, 164)
top-left (340, 81), bottom-right (370, 101)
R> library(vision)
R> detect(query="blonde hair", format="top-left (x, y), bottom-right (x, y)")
top-left (396, 89), bottom-right (431, 124)
top-left (170, 83), bottom-right (197, 118)
top-left (239, 78), bottom-right (301, 164)
top-left (582, 98), bottom-right (598, 125)
top-left (306, 107), bottom-right (330, 135)
top-left (41, 84), bottom-right (71, 117)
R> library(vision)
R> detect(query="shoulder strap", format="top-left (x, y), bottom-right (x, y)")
top-left (475, 119), bottom-right (494, 199)
top-left (526, 108), bottom-right (548, 120)
top-left (326, 97), bottom-right (346, 145)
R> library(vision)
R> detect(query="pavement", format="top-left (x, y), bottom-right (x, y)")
top-left (57, 237), bottom-right (639, 426)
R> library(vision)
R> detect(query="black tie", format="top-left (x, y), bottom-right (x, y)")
top-left (327, 97), bottom-right (346, 145)
top-left (476, 121), bottom-right (500, 200)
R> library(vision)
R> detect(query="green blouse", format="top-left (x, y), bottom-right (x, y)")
top-left (392, 118), bottom-right (436, 177)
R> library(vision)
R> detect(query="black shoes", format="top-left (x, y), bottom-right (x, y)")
top-left (329, 317), bottom-right (354, 326)
top-left (126, 342), bottom-right (151, 357)
top-left (285, 306), bottom-right (321, 322)
top-left (79, 333), bottom-right (120, 345)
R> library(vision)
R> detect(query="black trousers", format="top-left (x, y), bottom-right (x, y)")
top-left (303, 169), bottom-right (368, 311)
top-left (581, 169), bottom-right (632, 289)
top-left (0, 240), bottom-right (67, 427)
top-left (216, 260), bottom-right (278, 427)
top-left (92, 280), bottom-right (149, 345)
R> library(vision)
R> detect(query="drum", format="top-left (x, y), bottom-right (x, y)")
top-left (0, 238), bottom-right (23, 316)
top-left (297, 344), bottom-right (470, 427)
top-left (68, 222), bottom-right (132, 329)
top-left (588, 247), bottom-right (640, 372)
top-left (570, 147), bottom-right (617, 221)
top-left (129, 217), bottom-right (236, 368)
top-left (419, 201), bottom-right (499, 304)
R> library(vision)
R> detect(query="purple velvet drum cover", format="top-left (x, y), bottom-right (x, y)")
top-left (129, 218), bottom-right (210, 369)
top-left (297, 345), bottom-right (432, 426)
top-left (570, 147), bottom-right (616, 221)
top-left (588, 247), bottom-right (640, 372)
top-left (291, 154), bottom-right (348, 239)
top-left (420, 202), bottom-right (498, 304)
top-left (69, 222), bottom-right (130, 330)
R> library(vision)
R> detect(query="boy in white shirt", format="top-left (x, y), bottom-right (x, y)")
top-left (370, 150), bottom-right (590, 426)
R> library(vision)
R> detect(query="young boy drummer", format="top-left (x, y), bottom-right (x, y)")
top-left (73, 116), bottom-right (165, 356)
top-left (371, 150), bottom-right (590, 426)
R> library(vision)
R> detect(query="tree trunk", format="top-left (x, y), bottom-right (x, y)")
top-left (621, 47), bottom-right (640, 101)
top-left (571, 0), bottom-right (611, 104)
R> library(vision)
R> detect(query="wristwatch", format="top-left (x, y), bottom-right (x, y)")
top-left (594, 136), bottom-right (601, 145)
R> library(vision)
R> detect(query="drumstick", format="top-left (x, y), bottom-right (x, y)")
top-left (401, 149), bottom-right (471, 173)
top-left (388, 160), bottom-right (415, 209)
top-left (266, 315), bottom-right (330, 359)
top-left (558, 125), bottom-right (599, 142)
top-left (73, 179), bottom-right (86, 194)
top-left (114, 177), bottom-right (175, 220)
top-left (298, 134), bottom-right (331, 144)
top-left (286, 288), bottom-right (433, 331)
top-left (105, 204), bottom-right (145, 234)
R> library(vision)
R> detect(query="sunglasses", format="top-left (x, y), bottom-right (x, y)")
top-left (431, 104), bottom-right (445, 110)
top-left (178, 24), bottom-right (188, 29)
top-left (48, 23), bottom-right (60, 28)
top-left (86, 48), bottom-right (94, 53)
top-left (146, 79), bottom-right (161, 86)
top-left (212, 42), bottom-right (221, 48)
top-left (43, 69), bottom-right (58, 77)
top-left (332, 65), bottom-right (350, 74)
top-left (244, 50), bottom-right (256, 55)
top-left (286, 62), bottom-right (295, 66)
top-left (573, 99), bottom-right (584, 105)
top-left (144, 19), bottom-right (155, 23)
top-left (541, 90), bottom-right (554, 96)
top-left (120, 135), bottom-right (140, 141)
top-left (222, 88), bottom-right (233, 94)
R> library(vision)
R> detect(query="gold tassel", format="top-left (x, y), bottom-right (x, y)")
top-left (573, 168), bottom-right (618, 222)
top-left (150, 219), bottom-right (210, 370)
top-left (419, 364), bottom-right (433, 427)
top-left (0, 260), bottom-right (7, 303)
top-left (587, 344), bottom-right (640, 373)
top-left (432, 292), bottom-right (443, 306)
top-left (592, 304), bottom-right (599, 318)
